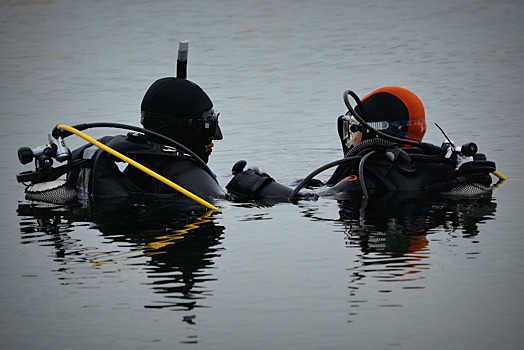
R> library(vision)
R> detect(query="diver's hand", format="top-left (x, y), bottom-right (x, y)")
top-left (231, 160), bottom-right (268, 176)
top-left (232, 160), bottom-right (247, 175)
top-left (227, 160), bottom-right (318, 201)
top-left (227, 161), bottom-right (275, 197)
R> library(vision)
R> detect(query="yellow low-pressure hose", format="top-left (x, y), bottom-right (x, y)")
top-left (56, 124), bottom-right (217, 210)
top-left (492, 170), bottom-right (507, 181)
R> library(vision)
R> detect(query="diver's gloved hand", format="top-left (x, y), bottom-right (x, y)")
top-left (226, 160), bottom-right (276, 197)
top-left (231, 160), bottom-right (247, 175)
top-left (385, 147), bottom-right (416, 173)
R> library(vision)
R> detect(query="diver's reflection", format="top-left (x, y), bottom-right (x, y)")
top-left (339, 192), bottom-right (498, 246)
top-left (335, 193), bottom-right (497, 320)
top-left (17, 197), bottom-right (225, 311)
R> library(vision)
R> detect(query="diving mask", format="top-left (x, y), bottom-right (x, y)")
top-left (140, 107), bottom-right (223, 141)
top-left (340, 115), bottom-right (362, 148)
top-left (340, 113), bottom-right (427, 147)
top-left (200, 108), bottom-right (223, 141)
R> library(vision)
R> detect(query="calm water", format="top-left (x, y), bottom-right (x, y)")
top-left (1, 0), bottom-right (524, 349)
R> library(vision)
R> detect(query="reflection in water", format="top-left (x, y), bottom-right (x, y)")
top-left (17, 198), bottom-right (225, 315)
top-left (343, 194), bottom-right (496, 320)
top-left (304, 192), bottom-right (497, 322)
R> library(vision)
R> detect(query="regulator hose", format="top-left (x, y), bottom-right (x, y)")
top-left (56, 124), bottom-right (217, 210)
top-left (291, 138), bottom-right (401, 201)
top-left (326, 138), bottom-right (397, 186)
top-left (52, 122), bottom-right (217, 182)
top-left (345, 137), bottom-right (396, 157)
top-left (358, 150), bottom-right (377, 200)
top-left (288, 156), bottom-right (362, 201)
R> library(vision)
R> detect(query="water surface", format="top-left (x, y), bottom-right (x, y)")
top-left (1, 1), bottom-right (523, 349)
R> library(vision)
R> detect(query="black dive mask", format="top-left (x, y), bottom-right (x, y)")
top-left (200, 108), bottom-right (223, 141)
top-left (141, 107), bottom-right (223, 141)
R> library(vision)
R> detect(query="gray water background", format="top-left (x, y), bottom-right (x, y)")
top-left (1, 0), bottom-right (524, 349)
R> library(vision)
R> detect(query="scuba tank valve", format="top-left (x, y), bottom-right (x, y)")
top-left (17, 132), bottom-right (71, 171)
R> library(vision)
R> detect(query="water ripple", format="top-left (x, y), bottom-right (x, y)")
top-left (17, 201), bottom-right (225, 311)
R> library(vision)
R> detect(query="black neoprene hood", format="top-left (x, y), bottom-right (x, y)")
top-left (140, 77), bottom-right (217, 163)
top-left (356, 92), bottom-right (409, 123)
top-left (141, 77), bottom-right (213, 127)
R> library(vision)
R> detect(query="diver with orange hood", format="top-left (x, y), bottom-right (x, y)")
top-left (226, 86), bottom-right (503, 201)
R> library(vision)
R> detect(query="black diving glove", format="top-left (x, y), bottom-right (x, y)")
top-left (385, 147), bottom-right (416, 173)
top-left (227, 160), bottom-right (318, 201)
top-left (226, 160), bottom-right (276, 197)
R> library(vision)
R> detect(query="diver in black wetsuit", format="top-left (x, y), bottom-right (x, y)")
top-left (226, 86), bottom-right (500, 201)
top-left (17, 77), bottom-right (226, 205)
top-left (123, 77), bottom-right (225, 198)
top-left (72, 77), bottom-right (226, 200)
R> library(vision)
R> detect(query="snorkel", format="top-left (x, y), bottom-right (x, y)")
top-left (177, 40), bottom-right (189, 79)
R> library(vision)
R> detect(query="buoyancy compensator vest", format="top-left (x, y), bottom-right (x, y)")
top-left (321, 138), bottom-right (496, 200)
top-left (67, 133), bottom-right (225, 201)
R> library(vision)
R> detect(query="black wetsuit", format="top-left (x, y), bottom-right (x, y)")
top-left (67, 134), bottom-right (225, 201)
